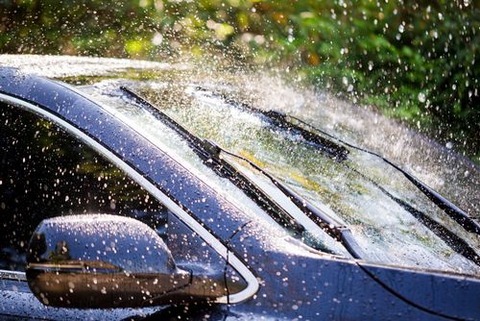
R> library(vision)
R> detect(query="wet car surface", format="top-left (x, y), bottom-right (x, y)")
top-left (0, 55), bottom-right (479, 320)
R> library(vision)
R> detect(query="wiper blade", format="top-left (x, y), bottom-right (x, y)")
top-left (121, 87), bottom-right (364, 259)
top-left (205, 89), bottom-right (349, 162)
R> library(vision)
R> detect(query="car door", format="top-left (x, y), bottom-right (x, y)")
top-left (0, 97), bottom-right (249, 319)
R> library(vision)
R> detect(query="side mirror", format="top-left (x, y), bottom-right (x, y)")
top-left (26, 214), bottom-right (245, 308)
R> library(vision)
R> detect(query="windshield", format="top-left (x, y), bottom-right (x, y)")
top-left (79, 79), bottom-right (480, 275)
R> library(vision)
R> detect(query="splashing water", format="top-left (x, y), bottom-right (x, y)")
top-left (3, 55), bottom-right (479, 274)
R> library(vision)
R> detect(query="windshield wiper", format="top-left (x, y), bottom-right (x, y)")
top-left (205, 89), bottom-right (480, 236)
top-left (201, 88), bottom-right (349, 162)
top-left (121, 87), bottom-right (364, 259)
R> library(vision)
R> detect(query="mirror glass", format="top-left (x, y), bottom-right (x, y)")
top-left (26, 214), bottom-right (191, 308)
top-left (28, 214), bottom-right (178, 273)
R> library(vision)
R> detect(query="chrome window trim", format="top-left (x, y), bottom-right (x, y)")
top-left (0, 93), bottom-right (259, 304)
top-left (0, 270), bottom-right (27, 281)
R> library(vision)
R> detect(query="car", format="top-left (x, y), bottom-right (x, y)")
top-left (0, 55), bottom-right (479, 320)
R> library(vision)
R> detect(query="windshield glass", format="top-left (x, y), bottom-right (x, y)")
top-left (79, 79), bottom-right (480, 274)
top-left (79, 80), bottom-right (349, 257)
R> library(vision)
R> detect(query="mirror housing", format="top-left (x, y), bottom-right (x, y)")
top-left (26, 214), bottom-right (244, 308)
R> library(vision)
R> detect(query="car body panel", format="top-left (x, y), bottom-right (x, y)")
top-left (228, 218), bottom-right (480, 320)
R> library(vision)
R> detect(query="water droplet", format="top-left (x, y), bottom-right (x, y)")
top-left (151, 32), bottom-right (163, 46)
top-left (368, 61), bottom-right (374, 71)
top-left (418, 92), bottom-right (426, 103)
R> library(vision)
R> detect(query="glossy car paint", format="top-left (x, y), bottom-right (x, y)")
top-left (0, 67), bottom-right (479, 320)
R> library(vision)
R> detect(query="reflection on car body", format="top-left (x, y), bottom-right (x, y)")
top-left (0, 64), bottom-right (479, 320)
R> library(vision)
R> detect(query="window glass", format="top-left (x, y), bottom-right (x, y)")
top-left (0, 102), bottom-right (167, 271)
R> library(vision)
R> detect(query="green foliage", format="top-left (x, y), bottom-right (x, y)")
top-left (0, 0), bottom-right (478, 161)
top-left (0, 0), bottom-right (160, 57)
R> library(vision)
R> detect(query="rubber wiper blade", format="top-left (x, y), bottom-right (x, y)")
top-left (120, 87), bottom-right (364, 259)
top-left (205, 90), bottom-right (349, 162)
top-left (264, 109), bottom-right (349, 162)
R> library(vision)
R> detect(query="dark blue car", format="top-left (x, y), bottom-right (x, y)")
top-left (0, 57), bottom-right (479, 320)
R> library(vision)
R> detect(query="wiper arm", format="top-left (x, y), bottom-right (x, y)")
top-left (121, 87), bottom-right (364, 259)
